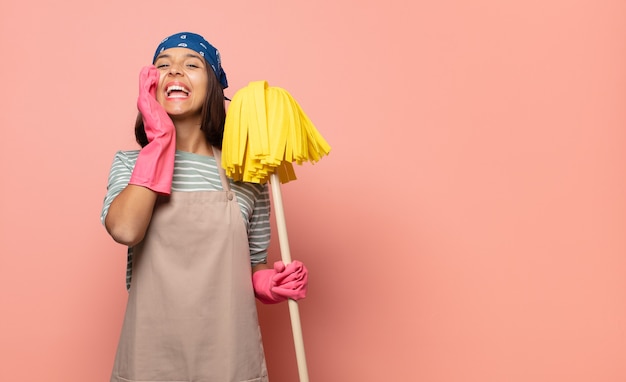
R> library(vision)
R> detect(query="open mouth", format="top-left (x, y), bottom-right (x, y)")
top-left (166, 84), bottom-right (190, 98)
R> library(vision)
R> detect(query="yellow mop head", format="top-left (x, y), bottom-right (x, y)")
top-left (222, 80), bottom-right (331, 184)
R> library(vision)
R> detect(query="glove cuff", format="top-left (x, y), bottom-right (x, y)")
top-left (128, 137), bottom-right (176, 195)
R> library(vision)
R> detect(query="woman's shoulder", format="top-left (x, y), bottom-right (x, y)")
top-left (107, 150), bottom-right (140, 172)
top-left (114, 149), bottom-right (141, 158)
top-left (112, 149), bottom-right (140, 163)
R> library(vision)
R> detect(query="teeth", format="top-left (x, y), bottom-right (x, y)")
top-left (166, 85), bottom-right (190, 96)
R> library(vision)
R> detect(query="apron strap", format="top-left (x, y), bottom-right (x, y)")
top-left (212, 147), bottom-right (231, 192)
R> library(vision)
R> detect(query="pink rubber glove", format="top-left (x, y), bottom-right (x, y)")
top-left (252, 260), bottom-right (309, 304)
top-left (128, 65), bottom-right (176, 195)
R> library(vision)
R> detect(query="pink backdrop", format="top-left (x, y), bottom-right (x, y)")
top-left (1, 1), bottom-right (625, 381)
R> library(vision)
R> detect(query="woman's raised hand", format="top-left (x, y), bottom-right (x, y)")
top-left (128, 65), bottom-right (176, 195)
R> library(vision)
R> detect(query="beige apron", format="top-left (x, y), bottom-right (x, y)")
top-left (111, 150), bottom-right (268, 382)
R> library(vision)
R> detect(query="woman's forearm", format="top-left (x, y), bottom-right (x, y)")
top-left (105, 184), bottom-right (158, 246)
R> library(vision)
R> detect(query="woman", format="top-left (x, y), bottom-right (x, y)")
top-left (101, 32), bottom-right (308, 382)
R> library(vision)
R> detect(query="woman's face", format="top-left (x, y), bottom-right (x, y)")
top-left (153, 47), bottom-right (209, 121)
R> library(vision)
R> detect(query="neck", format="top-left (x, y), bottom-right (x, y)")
top-left (173, 119), bottom-right (213, 156)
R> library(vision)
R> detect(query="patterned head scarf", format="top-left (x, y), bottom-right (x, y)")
top-left (153, 32), bottom-right (228, 89)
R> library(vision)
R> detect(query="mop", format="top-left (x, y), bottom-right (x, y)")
top-left (222, 80), bottom-right (331, 382)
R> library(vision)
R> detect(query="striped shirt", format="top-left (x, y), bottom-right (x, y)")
top-left (101, 150), bottom-right (271, 289)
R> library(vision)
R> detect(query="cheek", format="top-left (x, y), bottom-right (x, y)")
top-left (190, 72), bottom-right (209, 89)
top-left (193, 79), bottom-right (209, 102)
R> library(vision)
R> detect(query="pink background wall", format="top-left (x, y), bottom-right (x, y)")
top-left (1, 1), bottom-right (625, 381)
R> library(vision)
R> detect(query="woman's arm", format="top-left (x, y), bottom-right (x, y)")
top-left (101, 151), bottom-right (160, 247)
top-left (252, 263), bottom-right (271, 274)
top-left (105, 185), bottom-right (158, 247)
top-left (104, 65), bottom-right (176, 246)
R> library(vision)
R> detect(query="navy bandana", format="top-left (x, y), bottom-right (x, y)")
top-left (153, 32), bottom-right (228, 89)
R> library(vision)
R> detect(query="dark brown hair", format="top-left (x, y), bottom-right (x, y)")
top-left (134, 62), bottom-right (227, 149)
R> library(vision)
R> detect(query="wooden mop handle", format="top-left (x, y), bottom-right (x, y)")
top-left (269, 173), bottom-right (310, 382)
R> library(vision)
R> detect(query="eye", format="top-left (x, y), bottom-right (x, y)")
top-left (186, 61), bottom-right (204, 69)
top-left (156, 63), bottom-right (169, 69)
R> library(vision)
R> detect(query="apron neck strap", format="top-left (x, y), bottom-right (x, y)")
top-left (212, 147), bottom-right (231, 191)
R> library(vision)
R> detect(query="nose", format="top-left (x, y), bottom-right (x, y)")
top-left (168, 62), bottom-right (183, 76)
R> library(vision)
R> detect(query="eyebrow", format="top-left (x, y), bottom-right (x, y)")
top-left (155, 53), bottom-right (203, 61)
